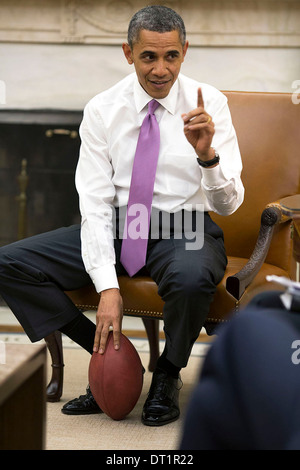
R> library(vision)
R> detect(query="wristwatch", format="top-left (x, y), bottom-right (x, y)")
top-left (197, 152), bottom-right (220, 168)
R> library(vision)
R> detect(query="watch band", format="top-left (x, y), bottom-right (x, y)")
top-left (197, 153), bottom-right (220, 168)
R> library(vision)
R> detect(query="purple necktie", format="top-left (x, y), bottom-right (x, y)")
top-left (120, 99), bottom-right (160, 276)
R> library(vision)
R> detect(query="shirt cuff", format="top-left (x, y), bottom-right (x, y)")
top-left (201, 163), bottom-right (227, 188)
top-left (89, 264), bottom-right (120, 293)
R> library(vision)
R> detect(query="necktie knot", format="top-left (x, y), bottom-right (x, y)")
top-left (148, 99), bottom-right (159, 115)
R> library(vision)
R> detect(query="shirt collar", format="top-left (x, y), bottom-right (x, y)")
top-left (134, 75), bottom-right (178, 115)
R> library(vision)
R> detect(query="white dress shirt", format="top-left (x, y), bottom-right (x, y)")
top-left (75, 73), bottom-right (244, 293)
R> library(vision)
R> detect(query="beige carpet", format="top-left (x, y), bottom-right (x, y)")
top-left (45, 345), bottom-right (207, 451)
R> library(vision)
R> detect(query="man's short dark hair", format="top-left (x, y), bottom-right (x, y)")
top-left (127, 5), bottom-right (186, 48)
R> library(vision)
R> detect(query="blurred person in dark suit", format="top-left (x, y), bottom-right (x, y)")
top-left (179, 290), bottom-right (300, 450)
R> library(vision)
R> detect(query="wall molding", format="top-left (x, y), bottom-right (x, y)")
top-left (0, 0), bottom-right (299, 47)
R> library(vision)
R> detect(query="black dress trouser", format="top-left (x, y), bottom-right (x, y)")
top-left (0, 212), bottom-right (227, 368)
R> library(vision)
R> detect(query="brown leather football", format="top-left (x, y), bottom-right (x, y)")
top-left (89, 331), bottom-right (144, 420)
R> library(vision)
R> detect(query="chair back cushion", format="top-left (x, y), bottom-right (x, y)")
top-left (211, 91), bottom-right (300, 275)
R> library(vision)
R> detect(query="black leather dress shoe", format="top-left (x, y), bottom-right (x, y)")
top-left (61, 385), bottom-right (103, 415)
top-left (142, 368), bottom-right (182, 426)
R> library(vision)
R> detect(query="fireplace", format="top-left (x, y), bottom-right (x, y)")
top-left (0, 109), bottom-right (82, 246)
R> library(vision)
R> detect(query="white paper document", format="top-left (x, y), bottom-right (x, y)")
top-left (266, 275), bottom-right (300, 310)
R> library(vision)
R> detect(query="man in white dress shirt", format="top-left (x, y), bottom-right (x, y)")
top-left (0, 6), bottom-right (244, 426)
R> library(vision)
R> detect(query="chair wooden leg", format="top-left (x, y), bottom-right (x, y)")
top-left (142, 318), bottom-right (160, 372)
top-left (44, 330), bottom-right (64, 402)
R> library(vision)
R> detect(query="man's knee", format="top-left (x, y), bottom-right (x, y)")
top-left (0, 243), bottom-right (41, 284)
top-left (183, 264), bottom-right (217, 296)
top-left (172, 239), bottom-right (226, 297)
top-left (161, 260), bottom-right (216, 299)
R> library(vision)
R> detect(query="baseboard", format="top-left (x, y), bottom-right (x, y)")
top-left (0, 324), bottom-right (213, 344)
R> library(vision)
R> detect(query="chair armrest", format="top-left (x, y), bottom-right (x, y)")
top-left (226, 203), bottom-right (291, 300)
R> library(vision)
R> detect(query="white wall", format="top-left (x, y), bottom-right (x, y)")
top-left (1, 42), bottom-right (299, 110)
top-left (0, 0), bottom-right (299, 109)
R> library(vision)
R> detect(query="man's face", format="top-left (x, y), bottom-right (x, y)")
top-left (123, 29), bottom-right (188, 99)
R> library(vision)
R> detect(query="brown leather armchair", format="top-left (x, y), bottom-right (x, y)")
top-left (45, 91), bottom-right (300, 402)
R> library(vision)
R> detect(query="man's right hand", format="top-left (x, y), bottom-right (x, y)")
top-left (93, 288), bottom-right (123, 354)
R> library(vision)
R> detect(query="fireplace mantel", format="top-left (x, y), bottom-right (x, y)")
top-left (0, 109), bottom-right (82, 126)
top-left (0, 0), bottom-right (299, 47)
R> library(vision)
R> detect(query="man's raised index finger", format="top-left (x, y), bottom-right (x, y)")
top-left (197, 87), bottom-right (204, 109)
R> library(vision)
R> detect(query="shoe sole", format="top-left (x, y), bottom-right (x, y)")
top-left (141, 413), bottom-right (180, 426)
top-left (61, 409), bottom-right (102, 415)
